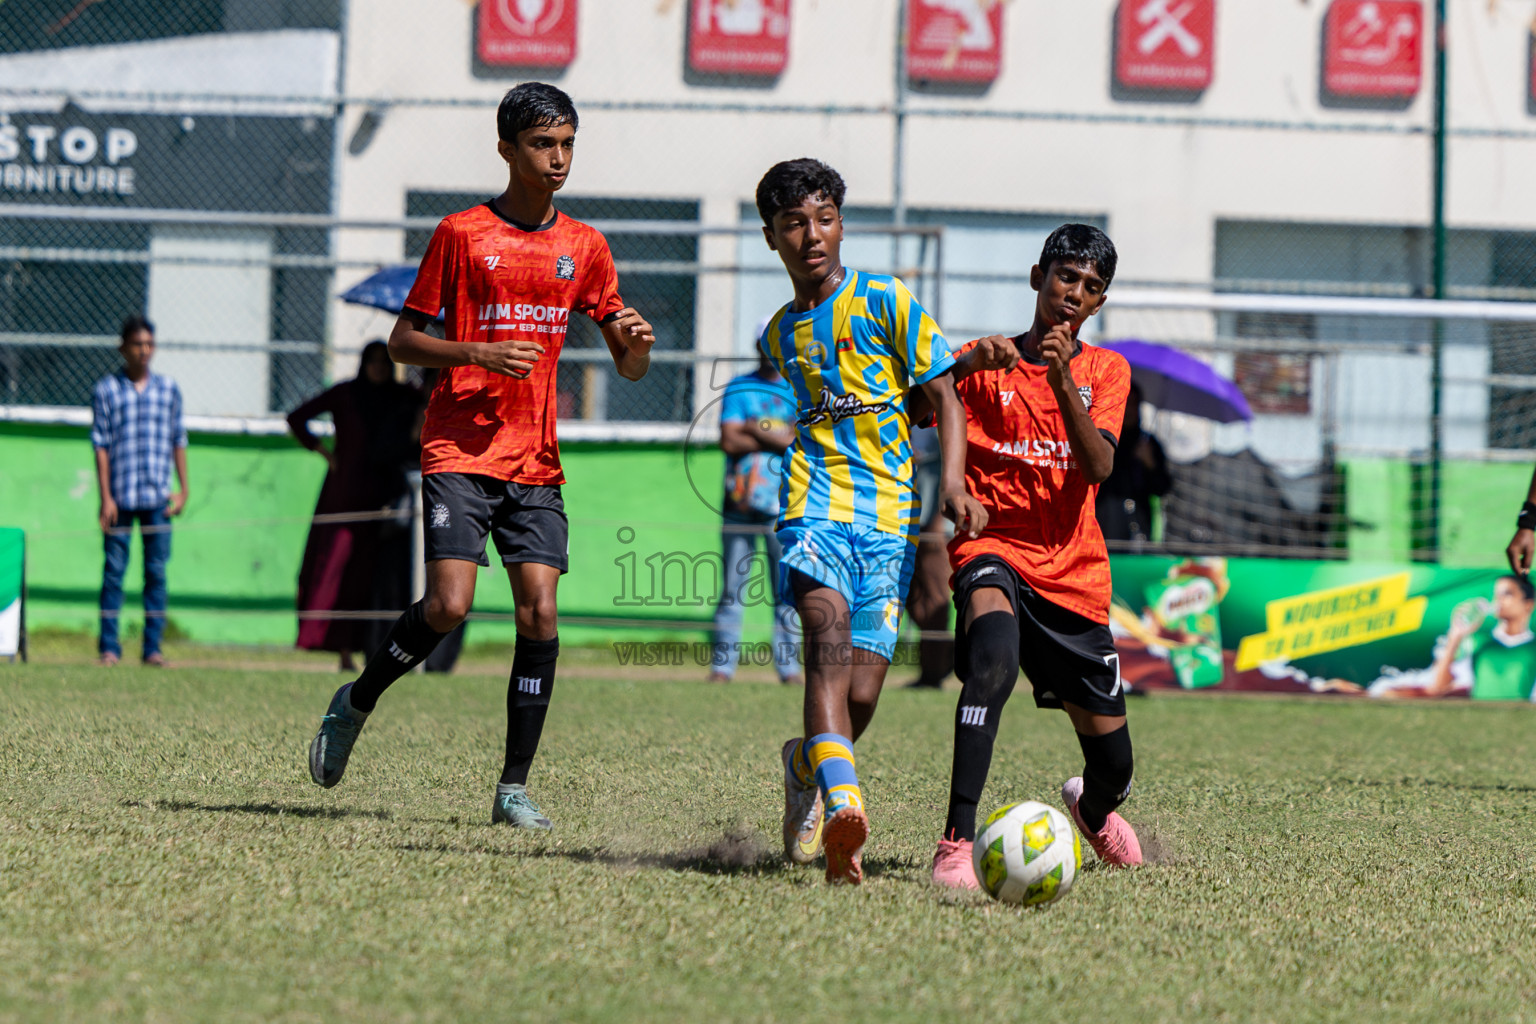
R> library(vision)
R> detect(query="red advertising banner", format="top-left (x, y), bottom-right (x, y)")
top-left (1323, 0), bottom-right (1423, 98)
top-left (907, 0), bottom-right (1005, 84)
top-left (1114, 0), bottom-right (1216, 91)
top-left (688, 0), bottom-right (791, 76)
top-left (1529, 27), bottom-right (1536, 108)
top-left (477, 0), bottom-right (579, 68)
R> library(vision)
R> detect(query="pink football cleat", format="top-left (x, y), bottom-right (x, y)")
top-left (1062, 777), bottom-right (1142, 867)
top-left (930, 838), bottom-right (979, 889)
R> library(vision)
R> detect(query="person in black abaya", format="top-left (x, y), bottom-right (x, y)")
top-left (288, 341), bottom-right (424, 670)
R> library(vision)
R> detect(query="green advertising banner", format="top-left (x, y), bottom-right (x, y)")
top-left (0, 528), bottom-right (22, 658)
top-left (1109, 556), bottom-right (1532, 701)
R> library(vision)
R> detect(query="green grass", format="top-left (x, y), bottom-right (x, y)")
top-left (3, 661), bottom-right (1536, 1023)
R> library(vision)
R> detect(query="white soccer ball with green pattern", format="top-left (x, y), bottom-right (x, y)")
top-left (972, 800), bottom-right (1081, 906)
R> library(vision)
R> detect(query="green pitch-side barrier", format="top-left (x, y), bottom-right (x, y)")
top-left (0, 527), bottom-right (22, 660)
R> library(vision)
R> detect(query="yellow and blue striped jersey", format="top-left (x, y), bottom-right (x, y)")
top-left (760, 269), bottom-right (955, 536)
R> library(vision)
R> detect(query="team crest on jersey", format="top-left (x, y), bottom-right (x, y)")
top-left (1078, 385), bottom-right (1093, 410)
top-left (555, 254), bottom-right (576, 280)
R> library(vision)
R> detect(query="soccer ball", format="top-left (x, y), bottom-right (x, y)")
top-left (972, 801), bottom-right (1081, 906)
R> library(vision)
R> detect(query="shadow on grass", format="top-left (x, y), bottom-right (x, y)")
top-left (1348, 777), bottom-right (1536, 795)
top-left (395, 828), bottom-right (916, 879)
top-left (123, 799), bottom-right (393, 821)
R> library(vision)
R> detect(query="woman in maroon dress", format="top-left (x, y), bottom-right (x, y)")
top-left (288, 342), bottom-right (424, 670)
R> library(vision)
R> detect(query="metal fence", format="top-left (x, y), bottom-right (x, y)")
top-left (6, 74), bottom-right (1536, 560)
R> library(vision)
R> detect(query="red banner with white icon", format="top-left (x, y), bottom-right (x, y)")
top-left (1323, 0), bottom-right (1423, 98)
top-left (907, 0), bottom-right (1004, 84)
top-left (477, 0), bottom-right (579, 68)
top-left (688, 0), bottom-right (791, 76)
top-left (1528, 24), bottom-right (1536, 108)
top-left (1114, 0), bottom-right (1216, 91)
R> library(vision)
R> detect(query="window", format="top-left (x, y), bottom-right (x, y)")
top-left (0, 219), bottom-right (147, 407)
top-left (1, 0), bottom-right (340, 54)
top-left (406, 192), bottom-right (698, 423)
top-left (734, 205), bottom-right (1100, 360)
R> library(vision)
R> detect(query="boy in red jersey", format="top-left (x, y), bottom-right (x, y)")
top-left (308, 83), bottom-right (656, 830)
top-left (915, 225), bottom-right (1144, 887)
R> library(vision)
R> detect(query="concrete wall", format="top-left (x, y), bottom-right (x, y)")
top-left (0, 423), bottom-right (787, 648)
top-left (1, 423), bottom-right (1522, 649)
top-left (329, 0), bottom-right (1536, 373)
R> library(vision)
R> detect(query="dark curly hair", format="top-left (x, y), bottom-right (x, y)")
top-left (755, 158), bottom-right (846, 225)
top-left (1039, 224), bottom-right (1118, 288)
top-left (119, 314), bottom-right (154, 342)
top-left (497, 82), bottom-right (578, 143)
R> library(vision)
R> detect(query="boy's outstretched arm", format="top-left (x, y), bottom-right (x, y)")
top-left (601, 307), bottom-right (656, 381)
top-left (907, 335), bottom-right (1018, 424)
top-left (918, 370), bottom-right (987, 539)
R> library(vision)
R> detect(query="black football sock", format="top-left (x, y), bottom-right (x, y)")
top-left (1075, 725), bottom-right (1134, 834)
top-left (944, 611), bottom-right (1019, 842)
top-left (500, 634), bottom-right (559, 786)
top-left (349, 600), bottom-right (449, 713)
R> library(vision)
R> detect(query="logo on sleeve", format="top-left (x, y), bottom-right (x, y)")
top-left (1000, 391), bottom-right (1015, 405)
top-left (555, 254), bottom-right (576, 280)
top-left (1078, 385), bottom-right (1093, 410)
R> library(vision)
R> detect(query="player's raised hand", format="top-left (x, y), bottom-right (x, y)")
top-left (1040, 323), bottom-right (1075, 386)
top-left (611, 307), bottom-right (655, 355)
top-left (476, 339), bottom-right (545, 379)
top-left (968, 334), bottom-right (1019, 373)
top-left (941, 488), bottom-right (989, 539)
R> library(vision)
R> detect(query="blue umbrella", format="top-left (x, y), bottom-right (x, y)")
top-left (1099, 340), bottom-right (1253, 424)
top-left (339, 265), bottom-right (439, 319)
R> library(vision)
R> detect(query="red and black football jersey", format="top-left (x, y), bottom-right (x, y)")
top-left (403, 203), bottom-right (624, 484)
top-left (948, 340), bottom-right (1131, 623)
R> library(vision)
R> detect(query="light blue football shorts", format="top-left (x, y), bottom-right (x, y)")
top-left (776, 518), bottom-right (918, 661)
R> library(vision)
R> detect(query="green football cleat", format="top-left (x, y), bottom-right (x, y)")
top-left (492, 784), bottom-right (553, 830)
top-left (309, 682), bottom-right (369, 788)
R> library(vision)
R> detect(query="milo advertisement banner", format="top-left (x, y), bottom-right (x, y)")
top-left (1109, 556), bottom-right (1534, 702)
top-left (0, 528), bottom-right (22, 659)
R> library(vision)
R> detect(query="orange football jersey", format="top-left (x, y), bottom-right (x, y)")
top-left (948, 340), bottom-right (1131, 623)
top-left (404, 203), bottom-right (624, 484)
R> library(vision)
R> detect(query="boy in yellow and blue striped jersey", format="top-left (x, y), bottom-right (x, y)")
top-left (755, 158), bottom-right (987, 885)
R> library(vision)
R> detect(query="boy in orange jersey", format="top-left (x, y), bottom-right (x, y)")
top-left (307, 83), bottom-right (655, 830)
top-left (913, 225), bottom-right (1143, 887)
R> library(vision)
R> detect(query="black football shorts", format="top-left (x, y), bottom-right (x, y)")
top-left (952, 554), bottom-right (1125, 717)
top-left (421, 472), bottom-right (568, 572)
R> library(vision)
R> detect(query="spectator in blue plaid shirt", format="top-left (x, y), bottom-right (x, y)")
top-left (90, 315), bottom-right (190, 666)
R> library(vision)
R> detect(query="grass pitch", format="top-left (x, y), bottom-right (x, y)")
top-left (3, 657), bottom-right (1536, 1023)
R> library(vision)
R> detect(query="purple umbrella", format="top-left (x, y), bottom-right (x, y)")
top-left (1098, 340), bottom-right (1252, 424)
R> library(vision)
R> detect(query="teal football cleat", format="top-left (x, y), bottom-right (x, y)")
top-left (492, 784), bottom-right (553, 830)
top-left (308, 683), bottom-right (369, 788)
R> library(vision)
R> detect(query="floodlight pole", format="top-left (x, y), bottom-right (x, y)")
top-left (1429, 0), bottom-right (1448, 561)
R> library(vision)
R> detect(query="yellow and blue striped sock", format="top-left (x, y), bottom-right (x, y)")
top-left (787, 738), bottom-right (816, 787)
top-left (807, 733), bottom-right (863, 817)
